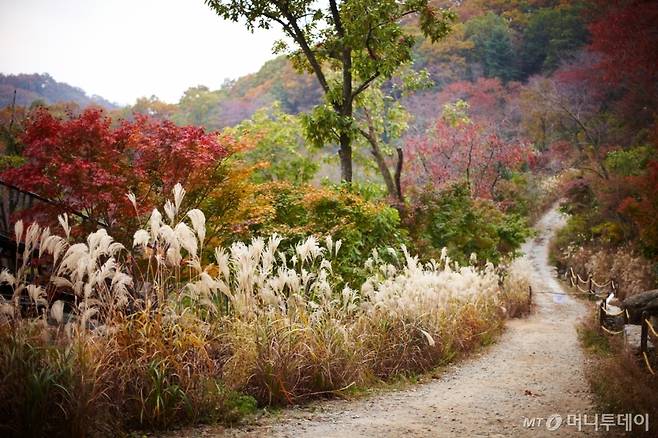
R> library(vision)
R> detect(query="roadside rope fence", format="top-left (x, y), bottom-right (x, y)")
top-left (561, 267), bottom-right (656, 376)
top-left (641, 313), bottom-right (657, 375)
top-left (565, 267), bottom-right (617, 298)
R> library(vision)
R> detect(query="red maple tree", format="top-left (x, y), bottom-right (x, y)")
top-left (2, 107), bottom-right (229, 238)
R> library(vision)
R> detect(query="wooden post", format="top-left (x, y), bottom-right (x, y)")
top-left (641, 311), bottom-right (648, 354)
top-left (528, 285), bottom-right (532, 306)
top-left (588, 275), bottom-right (593, 295)
top-left (599, 301), bottom-right (606, 330)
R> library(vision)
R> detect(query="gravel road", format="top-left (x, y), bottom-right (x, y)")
top-left (175, 207), bottom-right (600, 437)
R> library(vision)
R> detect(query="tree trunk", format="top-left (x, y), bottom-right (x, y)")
top-left (369, 139), bottom-right (397, 199)
top-left (395, 147), bottom-right (404, 201)
top-left (338, 132), bottom-right (353, 183)
top-left (360, 126), bottom-right (404, 203)
top-left (338, 39), bottom-right (354, 183)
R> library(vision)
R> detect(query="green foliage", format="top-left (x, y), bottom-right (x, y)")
top-left (407, 183), bottom-right (530, 265)
top-left (605, 146), bottom-right (654, 176)
top-left (552, 211), bottom-right (597, 255)
top-left (0, 154), bottom-right (25, 172)
top-left (464, 13), bottom-right (518, 82)
top-left (578, 319), bottom-right (612, 356)
top-left (301, 103), bottom-right (355, 149)
top-left (205, 0), bottom-right (455, 181)
top-left (521, 5), bottom-right (588, 77)
top-left (227, 103), bottom-right (318, 184)
top-left (441, 99), bottom-right (471, 127)
top-left (590, 221), bottom-right (625, 246)
top-left (173, 85), bottom-right (224, 128)
top-left (257, 182), bottom-right (407, 285)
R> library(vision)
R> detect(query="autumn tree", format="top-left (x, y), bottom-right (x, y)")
top-left (1, 107), bottom-right (230, 242)
top-left (519, 55), bottom-right (620, 180)
top-left (587, 0), bottom-right (658, 135)
top-left (405, 100), bottom-right (527, 199)
top-left (205, 0), bottom-right (455, 183)
top-left (129, 95), bottom-right (178, 120)
top-left (226, 102), bottom-right (318, 184)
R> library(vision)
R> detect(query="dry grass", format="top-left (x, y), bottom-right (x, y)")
top-left (578, 312), bottom-right (658, 435)
top-left (557, 244), bottom-right (654, 300)
top-left (0, 183), bottom-right (533, 435)
top-left (499, 258), bottom-right (534, 318)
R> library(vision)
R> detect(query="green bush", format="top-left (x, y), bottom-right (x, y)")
top-left (254, 181), bottom-right (408, 286)
top-left (406, 183), bottom-right (530, 265)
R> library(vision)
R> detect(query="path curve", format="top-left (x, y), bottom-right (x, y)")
top-left (185, 208), bottom-right (599, 437)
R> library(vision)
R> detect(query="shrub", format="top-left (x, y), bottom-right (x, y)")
top-left (249, 181), bottom-right (408, 286)
top-left (405, 183), bottom-right (530, 265)
top-left (579, 312), bottom-right (658, 434)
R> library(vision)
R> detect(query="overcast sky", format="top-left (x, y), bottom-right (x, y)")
top-left (0, 0), bottom-right (283, 105)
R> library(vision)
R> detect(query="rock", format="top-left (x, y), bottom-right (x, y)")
top-left (622, 289), bottom-right (658, 323)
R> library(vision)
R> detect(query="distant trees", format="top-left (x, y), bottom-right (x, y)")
top-left (587, 0), bottom-right (658, 133)
top-left (175, 86), bottom-right (223, 128)
top-left (226, 103), bottom-right (318, 185)
top-left (465, 13), bottom-right (518, 83)
top-left (520, 5), bottom-right (588, 77)
top-left (0, 73), bottom-right (116, 109)
top-left (205, 0), bottom-right (455, 183)
top-left (405, 100), bottom-right (527, 199)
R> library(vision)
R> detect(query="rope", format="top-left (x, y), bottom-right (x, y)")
top-left (602, 307), bottom-right (625, 317)
top-left (591, 279), bottom-right (612, 288)
top-left (532, 289), bottom-right (602, 297)
top-left (601, 325), bottom-right (624, 336)
top-left (642, 351), bottom-right (656, 375)
top-left (566, 266), bottom-right (616, 292)
top-left (646, 318), bottom-right (658, 340)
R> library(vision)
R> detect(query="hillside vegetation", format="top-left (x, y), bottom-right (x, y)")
top-left (0, 73), bottom-right (116, 110)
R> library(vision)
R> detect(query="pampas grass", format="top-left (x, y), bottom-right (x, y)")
top-left (500, 258), bottom-right (534, 317)
top-left (0, 182), bottom-right (532, 434)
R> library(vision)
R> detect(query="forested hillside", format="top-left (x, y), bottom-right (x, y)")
top-left (136, 0), bottom-right (588, 132)
top-left (0, 73), bottom-right (116, 109)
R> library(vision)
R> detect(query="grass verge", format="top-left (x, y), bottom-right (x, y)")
top-left (578, 311), bottom-right (658, 435)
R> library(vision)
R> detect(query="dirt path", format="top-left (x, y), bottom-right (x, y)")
top-left (181, 208), bottom-right (599, 437)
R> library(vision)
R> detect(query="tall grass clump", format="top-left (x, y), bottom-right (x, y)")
top-left (0, 183), bottom-right (531, 434)
top-left (499, 258), bottom-right (534, 317)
